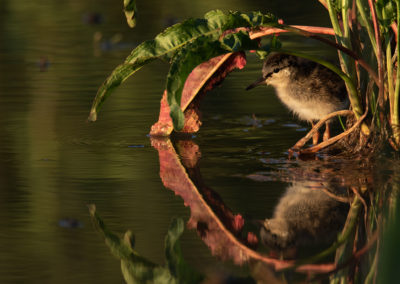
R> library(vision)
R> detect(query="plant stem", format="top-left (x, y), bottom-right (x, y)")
top-left (327, 0), bottom-right (349, 77)
top-left (267, 24), bottom-right (379, 85)
top-left (316, 1), bottom-right (370, 135)
top-left (368, 0), bottom-right (385, 112)
top-left (341, 0), bottom-right (359, 99)
top-left (394, 1), bottom-right (400, 145)
top-left (387, 37), bottom-right (395, 116)
top-left (327, 0), bottom-right (343, 37)
top-left (356, 0), bottom-right (378, 57)
top-left (341, 0), bottom-right (353, 75)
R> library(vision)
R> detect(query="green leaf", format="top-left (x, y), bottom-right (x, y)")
top-left (376, 0), bottom-right (396, 28)
top-left (254, 36), bottom-right (280, 60)
top-left (241, 10), bottom-right (278, 26)
top-left (88, 10), bottom-right (278, 122)
top-left (165, 218), bottom-right (203, 283)
top-left (88, 61), bottom-right (153, 122)
top-left (123, 0), bottom-right (137, 28)
top-left (167, 31), bottom-right (259, 129)
top-left (221, 30), bottom-right (259, 51)
top-left (255, 50), bottom-right (269, 59)
top-left (166, 39), bottom-right (228, 130)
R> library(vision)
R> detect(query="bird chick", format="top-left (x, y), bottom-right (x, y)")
top-left (247, 53), bottom-right (349, 144)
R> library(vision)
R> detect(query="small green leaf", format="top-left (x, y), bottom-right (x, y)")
top-left (255, 49), bottom-right (270, 60)
top-left (123, 0), bottom-right (137, 28)
top-left (220, 30), bottom-right (259, 52)
top-left (376, 0), bottom-right (396, 28)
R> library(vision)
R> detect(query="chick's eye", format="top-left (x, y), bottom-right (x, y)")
top-left (273, 68), bottom-right (280, 73)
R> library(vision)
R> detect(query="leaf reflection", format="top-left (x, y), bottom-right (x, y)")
top-left (90, 138), bottom-right (400, 283)
top-left (89, 205), bottom-right (203, 284)
top-left (151, 138), bottom-right (345, 274)
top-left (151, 138), bottom-right (398, 282)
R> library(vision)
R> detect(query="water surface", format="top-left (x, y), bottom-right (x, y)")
top-left (0, 0), bottom-right (397, 283)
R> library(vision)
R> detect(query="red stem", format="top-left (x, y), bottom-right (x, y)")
top-left (318, 0), bottom-right (329, 10)
top-left (248, 25), bottom-right (379, 85)
top-left (250, 25), bottom-right (336, 37)
top-left (391, 22), bottom-right (398, 42)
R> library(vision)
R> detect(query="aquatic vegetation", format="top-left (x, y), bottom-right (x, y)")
top-left (90, 139), bottom-right (400, 282)
top-left (88, 1), bottom-right (400, 154)
top-left (87, 10), bottom-right (275, 130)
top-left (89, 205), bottom-right (204, 284)
top-left (87, 1), bottom-right (400, 282)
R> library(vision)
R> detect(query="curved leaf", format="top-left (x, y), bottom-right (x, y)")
top-left (88, 10), bottom-right (277, 122)
top-left (167, 31), bottom-right (259, 129)
top-left (150, 52), bottom-right (246, 136)
top-left (88, 62), bottom-right (152, 122)
top-left (166, 39), bottom-right (228, 129)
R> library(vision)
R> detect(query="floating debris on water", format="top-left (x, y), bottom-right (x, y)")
top-left (58, 218), bottom-right (83, 229)
top-left (128, 144), bottom-right (145, 148)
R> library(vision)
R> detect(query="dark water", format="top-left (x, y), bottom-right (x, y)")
top-left (1, 1), bottom-right (399, 283)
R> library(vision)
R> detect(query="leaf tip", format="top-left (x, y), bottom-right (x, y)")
top-left (88, 110), bottom-right (98, 122)
top-left (123, 230), bottom-right (135, 250)
top-left (87, 204), bottom-right (96, 216)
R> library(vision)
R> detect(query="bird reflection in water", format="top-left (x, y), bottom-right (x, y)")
top-left (260, 181), bottom-right (349, 251)
top-left (152, 138), bottom-right (353, 274)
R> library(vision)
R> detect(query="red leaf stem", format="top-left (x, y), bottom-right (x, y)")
top-left (391, 22), bottom-right (398, 42)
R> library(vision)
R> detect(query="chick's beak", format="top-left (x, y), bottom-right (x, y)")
top-left (246, 76), bottom-right (267, 91)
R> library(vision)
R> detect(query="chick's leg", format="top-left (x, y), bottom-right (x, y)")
top-left (311, 122), bottom-right (319, 145)
top-left (323, 122), bottom-right (331, 141)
